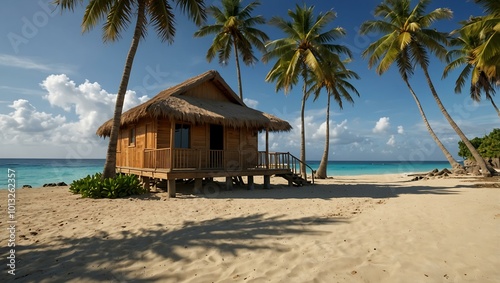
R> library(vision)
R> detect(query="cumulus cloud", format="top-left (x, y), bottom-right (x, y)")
top-left (397, 125), bottom-right (404, 134)
top-left (386, 135), bottom-right (396, 146)
top-left (373, 117), bottom-right (390, 133)
top-left (0, 74), bottom-right (149, 155)
top-left (0, 99), bottom-right (66, 133)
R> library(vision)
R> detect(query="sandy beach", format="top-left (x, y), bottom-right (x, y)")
top-left (1, 174), bottom-right (499, 282)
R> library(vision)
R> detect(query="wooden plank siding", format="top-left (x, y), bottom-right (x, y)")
top-left (188, 81), bottom-right (228, 102)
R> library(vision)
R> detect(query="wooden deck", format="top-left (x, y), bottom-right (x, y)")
top-left (116, 166), bottom-right (291, 180)
top-left (116, 151), bottom-right (315, 198)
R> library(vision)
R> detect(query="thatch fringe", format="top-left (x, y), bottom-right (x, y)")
top-left (96, 70), bottom-right (292, 137)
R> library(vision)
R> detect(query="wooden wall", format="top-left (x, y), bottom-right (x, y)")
top-left (117, 118), bottom-right (157, 168)
top-left (188, 82), bottom-right (230, 102)
top-left (116, 117), bottom-right (259, 169)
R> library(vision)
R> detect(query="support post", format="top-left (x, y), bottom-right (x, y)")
top-left (265, 128), bottom-right (269, 169)
top-left (142, 177), bottom-right (150, 191)
top-left (263, 175), bottom-right (271, 189)
top-left (247, 176), bottom-right (254, 190)
top-left (168, 179), bottom-right (176, 198)
top-left (194, 178), bottom-right (202, 194)
top-left (170, 120), bottom-right (175, 169)
top-left (225, 177), bottom-right (233, 190)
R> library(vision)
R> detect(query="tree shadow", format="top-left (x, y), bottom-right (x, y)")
top-left (14, 214), bottom-right (345, 282)
top-left (188, 179), bottom-right (478, 200)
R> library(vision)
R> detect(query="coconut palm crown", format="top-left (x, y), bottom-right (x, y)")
top-left (443, 27), bottom-right (500, 117)
top-left (194, 0), bottom-right (269, 99)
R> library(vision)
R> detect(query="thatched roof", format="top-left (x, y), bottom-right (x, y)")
top-left (97, 70), bottom-right (292, 137)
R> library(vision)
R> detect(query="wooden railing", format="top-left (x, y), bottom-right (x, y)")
top-left (257, 151), bottom-right (315, 184)
top-left (143, 148), bottom-right (246, 170)
top-left (141, 149), bottom-right (314, 182)
top-left (144, 148), bottom-right (170, 169)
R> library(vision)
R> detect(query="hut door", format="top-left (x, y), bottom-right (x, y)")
top-left (209, 124), bottom-right (224, 168)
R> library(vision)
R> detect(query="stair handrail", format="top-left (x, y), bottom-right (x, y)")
top-left (287, 152), bottom-right (315, 184)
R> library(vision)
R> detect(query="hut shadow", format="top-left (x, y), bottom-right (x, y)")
top-left (184, 179), bottom-right (478, 200)
top-left (15, 213), bottom-right (344, 282)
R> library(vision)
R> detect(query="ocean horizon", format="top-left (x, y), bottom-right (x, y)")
top-left (0, 158), bottom-right (454, 189)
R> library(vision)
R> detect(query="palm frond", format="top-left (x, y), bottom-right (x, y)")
top-left (175, 0), bottom-right (206, 26)
top-left (148, 0), bottom-right (176, 43)
top-left (101, 0), bottom-right (133, 42)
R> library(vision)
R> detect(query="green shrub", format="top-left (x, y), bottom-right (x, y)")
top-left (69, 173), bottom-right (147, 199)
top-left (458, 128), bottom-right (500, 160)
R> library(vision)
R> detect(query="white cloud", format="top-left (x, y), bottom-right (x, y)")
top-left (243, 98), bottom-right (259, 109)
top-left (397, 125), bottom-right (404, 134)
top-left (0, 74), bottom-right (149, 157)
top-left (0, 54), bottom-right (74, 73)
top-left (373, 117), bottom-right (390, 133)
top-left (0, 99), bottom-right (66, 133)
top-left (387, 135), bottom-right (396, 146)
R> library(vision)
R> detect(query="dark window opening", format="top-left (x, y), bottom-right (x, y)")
top-left (175, 124), bottom-right (190, 148)
top-left (129, 128), bottom-right (136, 146)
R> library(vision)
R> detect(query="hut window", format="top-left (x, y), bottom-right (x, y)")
top-left (129, 128), bottom-right (136, 146)
top-left (174, 124), bottom-right (190, 148)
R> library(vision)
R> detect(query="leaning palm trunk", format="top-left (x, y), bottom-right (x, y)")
top-left (102, 2), bottom-right (145, 179)
top-left (489, 98), bottom-right (500, 118)
top-left (315, 94), bottom-right (330, 179)
top-left (422, 67), bottom-right (494, 176)
top-left (403, 79), bottom-right (464, 173)
top-left (233, 39), bottom-right (243, 100)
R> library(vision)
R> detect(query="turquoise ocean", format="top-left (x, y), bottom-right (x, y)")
top-left (0, 158), bottom-right (454, 189)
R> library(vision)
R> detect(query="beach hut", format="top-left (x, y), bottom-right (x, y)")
top-left (97, 70), bottom-right (312, 197)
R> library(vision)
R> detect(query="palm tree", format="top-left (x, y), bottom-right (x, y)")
top-left (308, 65), bottom-right (360, 179)
top-left (55, 0), bottom-right (206, 179)
top-left (263, 4), bottom-right (351, 178)
top-left (360, 0), bottom-right (474, 174)
top-left (443, 28), bottom-right (500, 117)
top-left (194, 0), bottom-right (268, 99)
top-left (461, 0), bottom-right (500, 83)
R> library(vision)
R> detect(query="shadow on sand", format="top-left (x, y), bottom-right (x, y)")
top-left (182, 178), bottom-right (478, 200)
top-left (14, 214), bottom-right (345, 282)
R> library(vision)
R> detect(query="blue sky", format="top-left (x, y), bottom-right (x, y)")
top-left (0, 0), bottom-right (497, 161)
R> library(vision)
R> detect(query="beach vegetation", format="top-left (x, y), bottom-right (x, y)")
top-left (360, 0), bottom-right (494, 176)
top-left (194, 0), bottom-right (269, 100)
top-left (69, 173), bottom-right (147, 198)
top-left (458, 128), bottom-right (500, 159)
top-left (263, 4), bottom-right (351, 178)
top-left (54, 0), bottom-right (207, 180)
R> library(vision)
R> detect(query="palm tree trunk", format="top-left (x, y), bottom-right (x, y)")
top-left (233, 40), bottom-right (243, 100)
top-left (102, 1), bottom-right (145, 179)
top-left (422, 67), bottom-right (494, 176)
top-left (403, 78), bottom-right (464, 172)
top-left (488, 97), bottom-right (500, 118)
top-left (315, 93), bottom-right (330, 179)
top-left (300, 72), bottom-right (307, 179)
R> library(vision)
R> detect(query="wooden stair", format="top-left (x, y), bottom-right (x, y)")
top-left (276, 172), bottom-right (310, 186)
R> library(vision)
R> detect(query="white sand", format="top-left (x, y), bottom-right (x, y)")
top-left (1, 174), bottom-right (499, 282)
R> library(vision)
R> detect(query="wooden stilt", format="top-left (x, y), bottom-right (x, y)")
top-left (168, 179), bottom-right (176, 198)
top-left (225, 177), bottom-right (233, 190)
top-left (263, 175), bottom-right (270, 189)
top-left (247, 176), bottom-right (254, 190)
top-left (194, 178), bottom-right (202, 194)
top-left (142, 177), bottom-right (150, 191)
